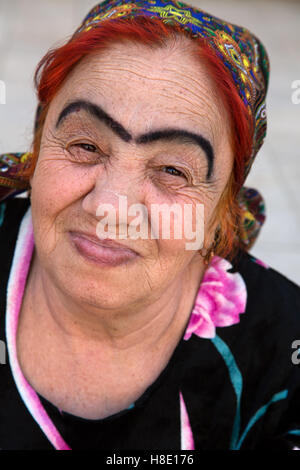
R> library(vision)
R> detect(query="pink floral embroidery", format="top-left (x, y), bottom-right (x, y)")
top-left (184, 256), bottom-right (247, 340)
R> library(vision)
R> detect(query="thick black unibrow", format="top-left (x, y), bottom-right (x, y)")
top-left (55, 99), bottom-right (214, 180)
top-left (136, 129), bottom-right (214, 180)
top-left (55, 99), bottom-right (132, 142)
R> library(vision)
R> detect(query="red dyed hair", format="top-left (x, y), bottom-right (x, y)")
top-left (28, 16), bottom-right (253, 259)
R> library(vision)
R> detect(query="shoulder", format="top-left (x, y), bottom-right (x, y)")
top-left (181, 251), bottom-right (300, 449)
top-left (215, 249), bottom-right (300, 381)
top-left (214, 252), bottom-right (300, 449)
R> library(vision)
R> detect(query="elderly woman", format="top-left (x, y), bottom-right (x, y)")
top-left (0, 0), bottom-right (299, 451)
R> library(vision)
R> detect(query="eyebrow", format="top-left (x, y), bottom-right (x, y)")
top-left (55, 99), bottom-right (214, 179)
top-left (55, 99), bottom-right (131, 142)
top-left (136, 130), bottom-right (214, 180)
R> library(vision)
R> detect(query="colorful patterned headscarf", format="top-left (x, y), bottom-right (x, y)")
top-left (0, 0), bottom-right (268, 249)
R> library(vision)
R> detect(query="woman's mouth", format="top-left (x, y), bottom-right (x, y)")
top-left (68, 231), bottom-right (139, 267)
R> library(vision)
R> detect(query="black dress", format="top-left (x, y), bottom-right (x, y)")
top-left (0, 196), bottom-right (300, 450)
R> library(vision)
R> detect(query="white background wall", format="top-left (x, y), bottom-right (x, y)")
top-left (0, 0), bottom-right (299, 284)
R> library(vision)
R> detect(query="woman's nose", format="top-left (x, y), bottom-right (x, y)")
top-left (81, 168), bottom-right (147, 236)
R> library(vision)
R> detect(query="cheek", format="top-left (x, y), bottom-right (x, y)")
top-left (29, 155), bottom-right (99, 253)
top-left (168, 185), bottom-right (226, 250)
top-left (143, 184), bottom-right (212, 254)
top-left (31, 153), bottom-right (99, 216)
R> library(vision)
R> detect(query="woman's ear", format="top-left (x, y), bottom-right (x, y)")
top-left (198, 222), bottom-right (220, 264)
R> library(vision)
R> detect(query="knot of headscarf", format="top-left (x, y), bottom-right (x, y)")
top-left (0, 0), bottom-right (269, 249)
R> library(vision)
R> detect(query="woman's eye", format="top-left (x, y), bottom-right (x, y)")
top-left (73, 143), bottom-right (97, 153)
top-left (66, 142), bottom-right (102, 163)
top-left (162, 166), bottom-right (186, 178)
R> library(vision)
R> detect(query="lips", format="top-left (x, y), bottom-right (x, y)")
top-left (69, 231), bottom-right (139, 267)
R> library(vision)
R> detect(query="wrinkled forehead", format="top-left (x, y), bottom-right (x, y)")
top-left (45, 39), bottom-right (231, 149)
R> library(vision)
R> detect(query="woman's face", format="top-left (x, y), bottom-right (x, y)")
top-left (30, 38), bottom-right (233, 310)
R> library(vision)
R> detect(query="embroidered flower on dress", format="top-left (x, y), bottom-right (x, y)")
top-left (184, 256), bottom-right (247, 340)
